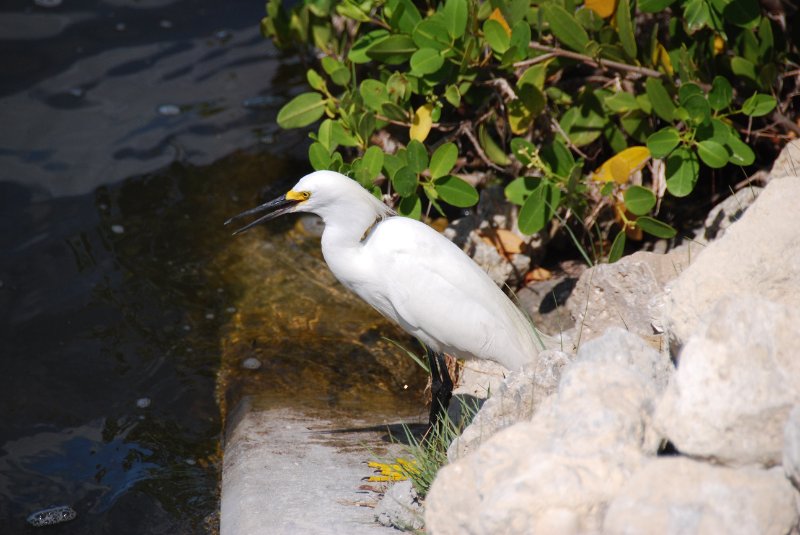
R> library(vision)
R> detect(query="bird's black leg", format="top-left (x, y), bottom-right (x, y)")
top-left (426, 348), bottom-right (453, 432)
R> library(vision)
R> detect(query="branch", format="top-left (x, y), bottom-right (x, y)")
top-left (459, 122), bottom-right (506, 172)
top-left (515, 42), bottom-right (663, 79)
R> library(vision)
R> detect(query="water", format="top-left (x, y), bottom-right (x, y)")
top-left (0, 2), bottom-right (427, 531)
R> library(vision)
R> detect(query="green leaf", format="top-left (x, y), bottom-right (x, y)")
top-left (684, 0), bottom-right (711, 32)
top-left (443, 0), bottom-right (468, 38)
top-left (720, 0), bottom-right (760, 28)
top-left (365, 34), bottom-right (417, 64)
top-left (320, 56), bottom-right (350, 86)
top-left (309, 142), bottom-right (331, 170)
top-left (381, 102), bottom-right (409, 122)
top-left (430, 143), bottom-right (458, 179)
top-left (412, 18), bottom-right (451, 50)
top-left (434, 175), bottom-right (479, 207)
top-left (359, 79), bottom-right (389, 112)
top-left (349, 29), bottom-right (390, 63)
top-left (741, 93), bottom-right (777, 117)
top-left (608, 230), bottom-right (626, 263)
top-left (624, 185), bottom-right (657, 215)
top-left (726, 134), bottom-right (755, 166)
top-left (392, 166), bottom-right (418, 197)
top-left (518, 181), bottom-right (561, 234)
top-left (683, 94), bottom-right (711, 125)
top-left (665, 147), bottom-right (700, 197)
top-left (510, 138), bottom-right (537, 167)
top-left (605, 91), bottom-right (640, 113)
top-left (409, 48), bottom-right (444, 75)
top-left (731, 56), bottom-right (757, 82)
top-left (638, 0), bottom-right (676, 12)
top-left (398, 194), bottom-right (422, 219)
top-left (695, 118), bottom-right (730, 144)
top-left (540, 138), bottom-right (575, 177)
top-left (615, 0), bottom-right (637, 59)
top-left (645, 78), bottom-right (676, 122)
top-left (306, 69), bottom-right (326, 92)
top-left (277, 92), bottom-right (326, 128)
top-left (406, 140), bottom-right (428, 173)
top-left (505, 176), bottom-right (540, 205)
top-left (542, 4), bottom-right (590, 53)
top-left (444, 84), bottom-right (461, 107)
top-left (388, 0), bottom-right (422, 34)
top-left (696, 139), bottom-right (729, 168)
top-left (647, 127), bottom-right (681, 158)
top-left (483, 19), bottom-right (510, 54)
top-left (678, 83), bottom-right (704, 105)
top-left (636, 216), bottom-right (677, 238)
top-left (383, 151), bottom-right (407, 179)
top-left (708, 76), bottom-right (733, 111)
top-left (478, 125), bottom-right (511, 165)
top-left (559, 89), bottom-right (606, 147)
top-left (360, 146), bottom-right (385, 180)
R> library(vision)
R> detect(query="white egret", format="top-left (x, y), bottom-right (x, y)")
top-left (226, 170), bottom-right (550, 427)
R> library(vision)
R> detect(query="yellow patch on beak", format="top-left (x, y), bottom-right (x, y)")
top-left (286, 190), bottom-right (310, 201)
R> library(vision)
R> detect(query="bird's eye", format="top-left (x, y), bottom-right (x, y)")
top-left (301, 191), bottom-right (311, 200)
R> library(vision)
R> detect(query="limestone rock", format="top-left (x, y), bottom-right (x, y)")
top-left (663, 177), bottom-right (800, 346)
top-left (695, 187), bottom-right (763, 244)
top-left (448, 350), bottom-right (573, 461)
top-left (374, 480), bottom-right (424, 531)
top-left (426, 348), bottom-right (659, 534)
top-left (576, 327), bottom-right (673, 393)
top-left (769, 139), bottom-right (800, 180)
top-left (566, 249), bottom-right (691, 344)
top-left (655, 295), bottom-right (800, 467)
top-left (603, 457), bottom-right (798, 535)
top-left (784, 405), bottom-right (800, 490)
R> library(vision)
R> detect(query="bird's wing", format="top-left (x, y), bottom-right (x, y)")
top-left (364, 218), bottom-right (538, 367)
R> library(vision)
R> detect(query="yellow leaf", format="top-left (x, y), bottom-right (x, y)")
top-left (592, 146), bottom-right (651, 184)
top-left (410, 103), bottom-right (433, 142)
top-left (488, 8), bottom-right (511, 37)
top-left (367, 459), bottom-right (418, 482)
top-left (585, 0), bottom-right (618, 19)
top-left (713, 35), bottom-right (725, 55)
top-left (651, 42), bottom-right (674, 76)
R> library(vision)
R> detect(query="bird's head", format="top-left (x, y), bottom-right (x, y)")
top-left (225, 170), bottom-right (393, 235)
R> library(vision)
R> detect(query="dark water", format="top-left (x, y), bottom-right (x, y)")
top-left (0, 151), bottom-right (303, 533)
top-left (0, 0), bottom-right (309, 531)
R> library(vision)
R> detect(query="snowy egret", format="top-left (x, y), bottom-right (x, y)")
top-left (226, 171), bottom-right (548, 426)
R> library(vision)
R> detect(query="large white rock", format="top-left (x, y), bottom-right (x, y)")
top-left (655, 295), bottom-right (800, 466)
top-left (448, 350), bottom-right (573, 461)
top-left (426, 332), bottom-right (664, 534)
top-left (663, 176), bottom-right (800, 346)
top-left (603, 457), bottom-right (798, 535)
top-left (567, 249), bottom-right (692, 345)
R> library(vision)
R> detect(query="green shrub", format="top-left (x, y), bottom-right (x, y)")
top-left (262, 0), bottom-right (795, 260)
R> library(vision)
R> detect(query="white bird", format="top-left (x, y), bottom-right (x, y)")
top-left (226, 170), bottom-right (550, 427)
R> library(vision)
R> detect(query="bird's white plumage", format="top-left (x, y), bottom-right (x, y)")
top-left (281, 171), bottom-right (547, 371)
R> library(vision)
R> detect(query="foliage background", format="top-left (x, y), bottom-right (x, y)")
top-left (263, 0), bottom-right (798, 262)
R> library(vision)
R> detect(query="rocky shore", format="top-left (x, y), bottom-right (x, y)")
top-left (384, 144), bottom-right (800, 534)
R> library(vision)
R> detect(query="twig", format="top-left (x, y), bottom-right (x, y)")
top-left (516, 42), bottom-right (663, 79)
top-left (771, 110), bottom-right (800, 136)
top-left (549, 118), bottom-right (590, 160)
top-left (459, 122), bottom-right (506, 172)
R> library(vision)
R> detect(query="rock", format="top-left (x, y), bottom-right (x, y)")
top-left (517, 274), bottom-right (580, 337)
top-left (566, 249), bottom-right (691, 345)
top-left (769, 139), bottom-right (800, 180)
top-left (695, 187), bottom-right (763, 244)
top-left (783, 406), bottom-right (800, 490)
top-left (655, 295), bottom-right (800, 467)
top-left (374, 480), bottom-right (424, 531)
top-left (576, 327), bottom-right (673, 393)
top-left (426, 347), bottom-right (659, 534)
top-left (603, 457), bottom-right (798, 535)
top-left (448, 350), bottom-right (573, 461)
top-left (663, 177), bottom-right (800, 347)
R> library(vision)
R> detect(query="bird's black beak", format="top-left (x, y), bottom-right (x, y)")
top-left (224, 194), bottom-right (299, 236)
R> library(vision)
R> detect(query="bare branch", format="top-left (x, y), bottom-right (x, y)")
top-left (515, 42), bottom-right (663, 79)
